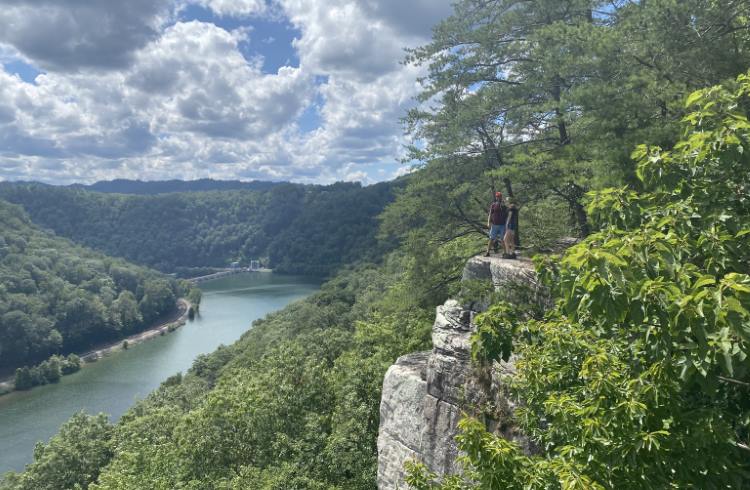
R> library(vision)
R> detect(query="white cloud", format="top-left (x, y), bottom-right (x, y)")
top-left (189, 0), bottom-right (269, 18)
top-left (0, 0), bottom-right (172, 71)
top-left (272, 0), bottom-right (451, 181)
top-left (0, 0), bottom-right (454, 184)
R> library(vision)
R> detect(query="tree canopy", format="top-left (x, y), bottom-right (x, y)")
top-left (0, 180), bottom-right (399, 276)
top-left (0, 199), bottom-right (194, 373)
top-left (408, 67), bottom-right (750, 490)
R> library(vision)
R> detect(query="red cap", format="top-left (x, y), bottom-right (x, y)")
top-left (495, 191), bottom-right (502, 198)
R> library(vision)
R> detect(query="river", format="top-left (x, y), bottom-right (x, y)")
top-left (0, 273), bottom-right (320, 475)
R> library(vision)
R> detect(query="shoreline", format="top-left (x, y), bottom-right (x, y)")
top-left (0, 298), bottom-right (192, 395)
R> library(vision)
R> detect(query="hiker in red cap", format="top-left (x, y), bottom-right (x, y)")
top-left (485, 191), bottom-right (508, 257)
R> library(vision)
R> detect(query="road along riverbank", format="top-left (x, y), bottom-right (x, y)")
top-left (0, 298), bottom-right (192, 395)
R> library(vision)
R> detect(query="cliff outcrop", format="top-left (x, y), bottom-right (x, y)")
top-left (377, 255), bottom-right (539, 489)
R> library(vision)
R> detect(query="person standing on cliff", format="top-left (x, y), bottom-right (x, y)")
top-left (485, 192), bottom-right (508, 257)
top-left (504, 198), bottom-right (519, 259)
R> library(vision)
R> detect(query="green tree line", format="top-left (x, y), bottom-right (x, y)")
top-left (0, 199), bottom-right (197, 374)
top-left (0, 180), bottom-right (399, 277)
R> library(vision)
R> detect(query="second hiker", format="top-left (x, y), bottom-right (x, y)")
top-left (485, 191), bottom-right (508, 257)
top-left (504, 198), bottom-right (518, 259)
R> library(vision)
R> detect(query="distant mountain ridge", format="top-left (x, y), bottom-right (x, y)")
top-left (68, 178), bottom-right (283, 195)
top-left (0, 180), bottom-right (400, 276)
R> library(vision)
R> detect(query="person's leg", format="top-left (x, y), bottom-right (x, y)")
top-left (485, 225), bottom-right (495, 256)
top-left (505, 229), bottom-right (516, 258)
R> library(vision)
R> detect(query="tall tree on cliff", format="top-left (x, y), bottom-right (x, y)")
top-left (395, 0), bottom-right (750, 241)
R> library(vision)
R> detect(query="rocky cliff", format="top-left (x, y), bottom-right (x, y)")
top-left (377, 255), bottom-right (540, 489)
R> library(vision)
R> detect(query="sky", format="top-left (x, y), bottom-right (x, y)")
top-left (0, 0), bottom-right (454, 185)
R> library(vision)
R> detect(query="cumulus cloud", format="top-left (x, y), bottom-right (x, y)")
top-left (0, 0), bottom-right (172, 71)
top-left (273, 0), bottom-right (451, 180)
top-left (0, 0), bottom-right (454, 184)
top-left (190, 0), bottom-right (269, 18)
top-left (358, 0), bottom-right (454, 39)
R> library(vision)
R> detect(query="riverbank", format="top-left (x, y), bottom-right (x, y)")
top-left (0, 298), bottom-right (192, 395)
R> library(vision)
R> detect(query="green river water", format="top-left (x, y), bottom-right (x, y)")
top-left (0, 273), bottom-right (320, 474)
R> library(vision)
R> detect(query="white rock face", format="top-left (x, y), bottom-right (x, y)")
top-left (462, 255), bottom-right (539, 289)
top-left (377, 352), bottom-right (429, 490)
top-left (377, 256), bottom-right (538, 490)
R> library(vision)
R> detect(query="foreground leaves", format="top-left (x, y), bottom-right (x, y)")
top-left (409, 70), bottom-right (750, 489)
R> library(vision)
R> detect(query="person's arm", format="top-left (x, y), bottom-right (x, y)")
top-left (487, 205), bottom-right (492, 228)
top-left (506, 208), bottom-right (512, 228)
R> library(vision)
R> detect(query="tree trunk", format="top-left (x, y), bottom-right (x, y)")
top-left (552, 182), bottom-right (590, 238)
top-left (551, 77), bottom-right (570, 146)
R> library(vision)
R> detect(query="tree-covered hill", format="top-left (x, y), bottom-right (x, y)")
top-left (69, 178), bottom-right (281, 195)
top-left (0, 180), bottom-right (399, 276)
top-left (0, 199), bottom-right (195, 374)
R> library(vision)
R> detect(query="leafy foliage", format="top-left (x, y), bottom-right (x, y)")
top-left (0, 200), bottom-right (196, 372)
top-left (408, 71), bottom-right (750, 489)
top-left (0, 413), bottom-right (114, 490)
top-left (0, 180), bottom-right (399, 276)
top-left (13, 354), bottom-right (80, 391)
top-left (382, 0), bottom-right (750, 298)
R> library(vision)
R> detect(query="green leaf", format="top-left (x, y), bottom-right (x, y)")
top-left (693, 276), bottom-right (716, 290)
top-left (685, 89), bottom-right (704, 108)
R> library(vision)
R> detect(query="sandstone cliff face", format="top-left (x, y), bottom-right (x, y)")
top-left (377, 256), bottom-right (539, 489)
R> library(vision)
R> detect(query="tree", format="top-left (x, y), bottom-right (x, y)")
top-left (408, 70), bottom-right (750, 489)
top-left (138, 280), bottom-right (176, 323)
top-left (39, 357), bottom-right (61, 384)
top-left (0, 412), bottom-right (114, 490)
top-left (112, 291), bottom-right (142, 334)
top-left (13, 367), bottom-right (33, 391)
top-left (402, 0), bottom-right (750, 239)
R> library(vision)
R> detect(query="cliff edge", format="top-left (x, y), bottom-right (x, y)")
top-left (377, 256), bottom-right (539, 489)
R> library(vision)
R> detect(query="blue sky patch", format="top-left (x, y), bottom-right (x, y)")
top-left (3, 59), bottom-right (42, 84)
top-left (178, 4), bottom-right (300, 74)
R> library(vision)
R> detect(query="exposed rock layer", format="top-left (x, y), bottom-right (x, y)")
top-left (377, 256), bottom-right (537, 489)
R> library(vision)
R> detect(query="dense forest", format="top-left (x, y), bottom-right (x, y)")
top-left (0, 180), bottom-right (398, 276)
top-left (0, 199), bottom-right (197, 375)
top-left (69, 178), bottom-right (281, 195)
top-left (3, 0), bottom-right (750, 489)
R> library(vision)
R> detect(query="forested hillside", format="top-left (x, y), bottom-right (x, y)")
top-left (410, 71), bottom-right (750, 490)
top-left (0, 180), bottom-right (398, 276)
top-left (0, 200), bottom-right (196, 374)
top-left (382, 0), bottom-right (750, 300)
top-left (70, 178), bottom-right (281, 195)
